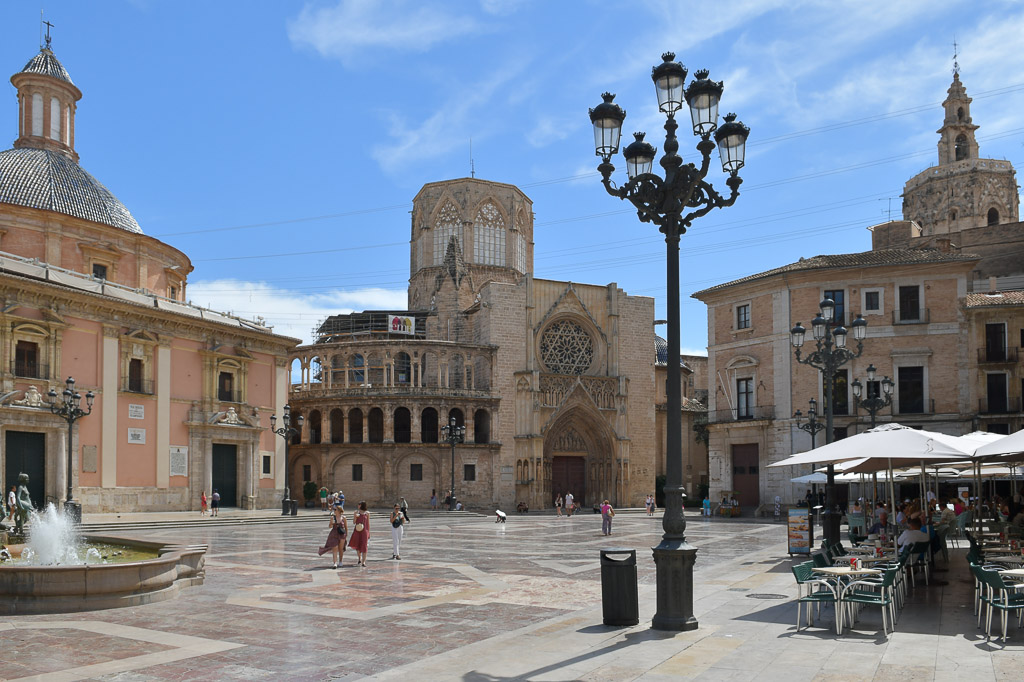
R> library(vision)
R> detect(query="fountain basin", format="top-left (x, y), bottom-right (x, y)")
top-left (0, 534), bottom-right (206, 615)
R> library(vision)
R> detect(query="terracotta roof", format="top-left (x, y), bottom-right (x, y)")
top-left (965, 291), bottom-right (1024, 308)
top-left (692, 248), bottom-right (979, 297)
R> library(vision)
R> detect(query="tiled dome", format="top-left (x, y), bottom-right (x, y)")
top-left (18, 48), bottom-right (74, 85)
top-left (0, 147), bottom-right (142, 233)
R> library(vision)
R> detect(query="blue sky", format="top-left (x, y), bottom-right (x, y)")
top-left (3, 1), bottom-right (1024, 352)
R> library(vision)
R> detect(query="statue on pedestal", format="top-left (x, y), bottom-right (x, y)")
top-left (14, 473), bottom-right (33, 535)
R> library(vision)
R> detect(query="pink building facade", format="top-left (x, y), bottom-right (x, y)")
top-left (0, 45), bottom-right (298, 512)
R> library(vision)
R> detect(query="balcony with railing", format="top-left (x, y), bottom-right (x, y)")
top-left (892, 308), bottom-right (930, 325)
top-left (978, 346), bottom-right (1020, 364)
top-left (12, 360), bottom-right (48, 379)
top-left (978, 396), bottom-right (1022, 414)
top-left (895, 398), bottom-right (936, 415)
top-left (708, 404), bottom-right (774, 424)
top-left (121, 376), bottom-right (154, 395)
top-left (217, 388), bottom-right (243, 403)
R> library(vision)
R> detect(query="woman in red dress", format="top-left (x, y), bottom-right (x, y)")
top-left (348, 501), bottom-right (370, 567)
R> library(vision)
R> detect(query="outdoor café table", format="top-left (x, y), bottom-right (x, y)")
top-left (859, 555), bottom-right (897, 565)
top-left (999, 568), bottom-right (1024, 579)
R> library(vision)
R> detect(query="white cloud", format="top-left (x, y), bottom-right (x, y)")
top-left (287, 0), bottom-right (480, 64)
top-left (186, 279), bottom-right (407, 345)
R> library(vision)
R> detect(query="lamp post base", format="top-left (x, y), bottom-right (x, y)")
top-left (62, 500), bottom-right (81, 525)
top-left (651, 539), bottom-right (699, 631)
top-left (822, 510), bottom-right (841, 547)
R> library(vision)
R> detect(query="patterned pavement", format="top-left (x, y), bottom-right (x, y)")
top-left (3, 510), bottom-right (1023, 680)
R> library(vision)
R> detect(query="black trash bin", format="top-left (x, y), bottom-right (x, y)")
top-left (600, 548), bottom-right (639, 626)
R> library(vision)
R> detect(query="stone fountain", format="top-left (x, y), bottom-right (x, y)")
top-left (0, 473), bottom-right (206, 615)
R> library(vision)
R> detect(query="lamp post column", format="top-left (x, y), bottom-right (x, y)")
top-left (47, 377), bottom-right (93, 524)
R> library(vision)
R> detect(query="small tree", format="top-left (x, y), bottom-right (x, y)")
top-left (303, 481), bottom-right (318, 502)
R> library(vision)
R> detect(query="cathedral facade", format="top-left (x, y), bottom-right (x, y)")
top-left (285, 178), bottom-right (690, 510)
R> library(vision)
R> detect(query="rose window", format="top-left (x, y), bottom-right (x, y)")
top-left (540, 320), bottom-right (594, 375)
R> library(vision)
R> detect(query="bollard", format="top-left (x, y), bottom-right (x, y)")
top-left (600, 548), bottom-right (639, 626)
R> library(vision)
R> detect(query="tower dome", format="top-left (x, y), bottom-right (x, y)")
top-left (1, 45), bottom-right (143, 234)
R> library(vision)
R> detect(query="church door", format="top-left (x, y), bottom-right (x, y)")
top-left (5, 431), bottom-right (45, 510)
top-left (211, 443), bottom-right (238, 508)
top-left (552, 456), bottom-right (586, 507)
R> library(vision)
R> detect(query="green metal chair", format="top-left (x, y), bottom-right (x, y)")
top-left (978, 567), bottom-right (1024, 642)
top-left (843, 568), bottom-right (899, 638)
top-left (792, 562), bottom-right (842, 634)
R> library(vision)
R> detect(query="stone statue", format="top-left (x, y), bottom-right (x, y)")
top-left (13, 386), bottom-right (44, 407)
top-left (222, 407), bottom-right (242, 424)
top-left (14, 473), bottom-right (32, 534)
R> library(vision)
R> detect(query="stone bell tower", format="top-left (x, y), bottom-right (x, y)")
top-left (902, 68), bottom-right (1019, 236)
top-left (407, 178), bottom-right (534, 341)
top-left (10, 36), bottom-right (82, 162)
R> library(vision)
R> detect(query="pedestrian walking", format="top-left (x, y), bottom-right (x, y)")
top-left (390, 504), bottom-right (405, 560)
top-left (338, 490), bottom-right (345, 511)
top-left (555, 493), bottom-right (563, 517)
top-left (430, 489), bottom-right (438, 510)
top-left (211, 489), bottom-right (220, 516)
top-left (348, 501), bottom-right (370, 566)
top-left (399, 497), bottom-right (410, 522)
top-left (645, 494), bottom-right (655, 516)
top-left (319, 486), bottom-right (328, 511)
top-left (495, 509), bottom-right (507, 523)
top-left (318, 503), bottom-right (348, 568)
top-left (200, 490), bottom-right (208, 516)
top-left (565, 492), bottom-right (574, 517)
top-left (601, 499), bottom-right (615, 535)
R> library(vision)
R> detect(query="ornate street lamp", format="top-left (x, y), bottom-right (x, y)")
top-left (47, 376), bottom-right (94, 524)
top-left (441, 416), bottom-right (466, 511)
top-left (270, 405), bottom-right (303, 516)
top-left (590, 52), bottom-right (748, 632)
top-left (851, 364), bottom-right (894, 428)
top-left (794, 398), bottom-right (826, 516)
top-left (790, 299), bottom-right (868, 545)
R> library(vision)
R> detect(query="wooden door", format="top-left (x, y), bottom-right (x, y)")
top-left (212, 443), bottom-right (238, 507)
top-left (731, 444), bottom-right (760, 508)
top-left (552, 456), bottom-right (586, 507)
top-left (4, 431), bottom-right (45, 509)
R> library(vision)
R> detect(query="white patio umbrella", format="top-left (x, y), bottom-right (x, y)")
top-left (790, 472), bottom-right (829, 484)
top-left (974, 429), bottom-right (1024, 463)
top-left (772, 424), bottom-right (971, 547)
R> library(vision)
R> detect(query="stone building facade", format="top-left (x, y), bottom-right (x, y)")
top-left (0, 46), bottom-right (298, 512)
top-left (694, 72), bottom-right (1024, 510)
top-left (286, 178), bottom-right (681, 510)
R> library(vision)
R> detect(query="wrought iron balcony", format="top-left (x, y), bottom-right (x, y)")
top-left (121, 376), bottom-right (154, 394)
top-left (12, 360), bottom-right (48, 379)
top-left (978, 397), bottom-right (1022, 414)
top-left (978, 347), bottom-right (1019, 363)
top-left (707, 405), bottom-right (774, 423)
top-left (892, 308), bottom-right (930, 324)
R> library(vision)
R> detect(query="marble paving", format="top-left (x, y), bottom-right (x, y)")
top-left (2, 510), bottom-right (1022, 680)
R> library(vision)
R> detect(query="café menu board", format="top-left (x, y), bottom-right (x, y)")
top-left (788, 508), bottom-right (812, 554)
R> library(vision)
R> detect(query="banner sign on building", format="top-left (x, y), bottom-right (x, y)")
top-left (390, 315), bottom-right (415, 335)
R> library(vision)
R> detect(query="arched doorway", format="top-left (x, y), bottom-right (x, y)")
top-left (542, 407), bottom-right (617, 508)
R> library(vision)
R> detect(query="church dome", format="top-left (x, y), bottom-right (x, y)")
top-left (0, 147), bottom-right (143, 234)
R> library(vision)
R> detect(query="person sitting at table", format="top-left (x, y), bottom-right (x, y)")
top-left (868, 511), bottom-right (889, 536)
top-left (896, 517), bottom-right (930, 553)
top-left (938, 499), bottom-right (956, 527)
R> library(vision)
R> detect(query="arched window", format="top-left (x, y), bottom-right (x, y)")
top-left (308, 410), bottom-right (322, 444)
top-left (450, 355), bottom-right (464, 389)
top-left (368, 408), bottom-right (384, 442)
top-left (31, 93), bottom-right (43, 136)
top-left (49, 96), bottom-right (60, 140)
top-left (421, 407), bottom-right (438, 443)
top-left (366, 354), bottom-right (384, 387)
top-left (473, 201), bottom-right (506, 266)
top-left (290, 411), bottom-right (303, 445)
top-left (348, 408), bottom-right (363, 443)
top-left (955, 134), bottom-right (969, 161)
top-left (331, 356), bottom-right (345, 385)
top-left (513, 208), bottom-right (529, 273)
top-left (473, 409), bottom-right (490, 444)
top-left (63, 105), bottom-right (70, 144)
top-left (310, 357), bottom-right (322, 384)
top-left (957, 107), bottom-right (965, 122)
top-left (289, 357), bottom-right (302, 385)
top-left (350, 354), bottom-right (365, 385)
top-left (394, 407), bottom-right (411, 443)
top-left (950, 209), bottom-right (957, 223)
top-left (330, 408), bottom-right (344, 443)
top-left (988, 208), bottom-right (1000, 225)
top-left (433, 201), bottom-right (461, 265)
top-left (448, 408), bottom-right (464, 430)
top-left (394, 352), bottom-right (412, 385)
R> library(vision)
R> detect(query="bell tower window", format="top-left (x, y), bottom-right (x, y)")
top-left (957, 107), bottom-right (964, 121)
top-left (955, 134), bottom-right (969, 161)
top-left (988, 208), bottom-right (1000, 225)
top-left (31, 93), bottom-right (43, 136)
top-left (49, 96), bottom-right (60, 139)
top-left (433, 201), bottom-right (461, 266)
